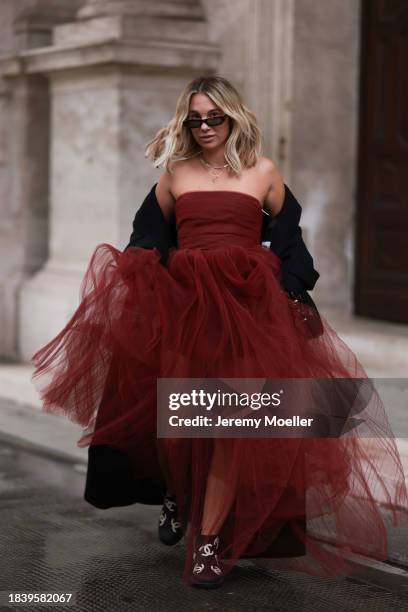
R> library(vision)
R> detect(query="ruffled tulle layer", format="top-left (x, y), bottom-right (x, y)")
top-left (31, 243), bottom-right (408, 585)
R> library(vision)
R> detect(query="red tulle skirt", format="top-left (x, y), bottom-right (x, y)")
top-left (31, 242), bottom-right (408, 585)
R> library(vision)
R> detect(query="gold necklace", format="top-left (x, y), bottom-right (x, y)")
top-left (199, 154), bottom-right (229, 183)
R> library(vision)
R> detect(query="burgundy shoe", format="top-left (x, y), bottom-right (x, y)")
top-left (190, 534), bottom-right (224, 589)
top-left (158, 493), bottom-right (183, 546)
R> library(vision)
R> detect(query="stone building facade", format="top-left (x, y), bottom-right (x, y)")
top-left (0, 0), bottom-right (388, 361)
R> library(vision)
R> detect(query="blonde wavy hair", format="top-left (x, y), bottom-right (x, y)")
top-left (144, 75), bottom-right (263, 175)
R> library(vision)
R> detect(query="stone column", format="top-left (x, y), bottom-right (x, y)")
top-left (6, 0), bottom-right (220, 361)
top-left (243, 0), bottom-right (360, 311)
top-left (290, 0), bottom-right (362, 312)
top-left (244, 0), bottom-right (295, 182)
top-left (0, 1), bottom-right (81, 360)
top-left (13, 0), bottom-right (83, 50)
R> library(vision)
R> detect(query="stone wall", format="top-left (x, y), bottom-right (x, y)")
top-left (291, 0), bottom-right (361, 311)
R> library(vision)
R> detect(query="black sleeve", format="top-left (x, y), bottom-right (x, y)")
top-left (262, 185), bottom-right (320, 295)
top-left (124, 184), bottom-right (177, 266)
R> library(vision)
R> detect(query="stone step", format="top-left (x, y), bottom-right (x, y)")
top-left (319, 307), bottom-right (408, 378)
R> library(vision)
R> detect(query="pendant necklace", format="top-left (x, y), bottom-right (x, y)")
top-left (199, 154), bottom-right (228, 183)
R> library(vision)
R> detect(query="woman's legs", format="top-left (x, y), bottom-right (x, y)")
top-left (201, 439), bottom-right (239, 535)
top-left (156, 436), bottom-right (239, 535)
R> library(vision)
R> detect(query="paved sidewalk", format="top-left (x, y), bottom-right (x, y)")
top-left (0, 395), bottom-right (87, 464)
top-left (1, 440), bottom-right (408, 612)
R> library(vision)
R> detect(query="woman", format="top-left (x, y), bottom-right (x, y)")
top-left (31, 75), bottom-right (408, 590)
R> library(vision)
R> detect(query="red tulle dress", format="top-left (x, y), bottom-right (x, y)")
top-left (31, 190), bottom-right (408, 585)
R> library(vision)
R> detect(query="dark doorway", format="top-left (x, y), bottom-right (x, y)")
top-left (355, 0), bottom-right (408, 323)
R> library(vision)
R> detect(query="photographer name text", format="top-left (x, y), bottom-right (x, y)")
top-left (168, 415), bottom-right (314, 428)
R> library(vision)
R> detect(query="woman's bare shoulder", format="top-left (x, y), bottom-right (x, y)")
top-left (256, 155), bottom-right (281, 175)
top-left (256, 156), bottom-right (285, 217)
top-left (154, 159), bottom-right (195, 220)
top-left (155, 168), bottom-right (176, 222)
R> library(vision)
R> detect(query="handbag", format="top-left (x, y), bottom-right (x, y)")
top-left (286, 290), bottom-right (324, 339)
